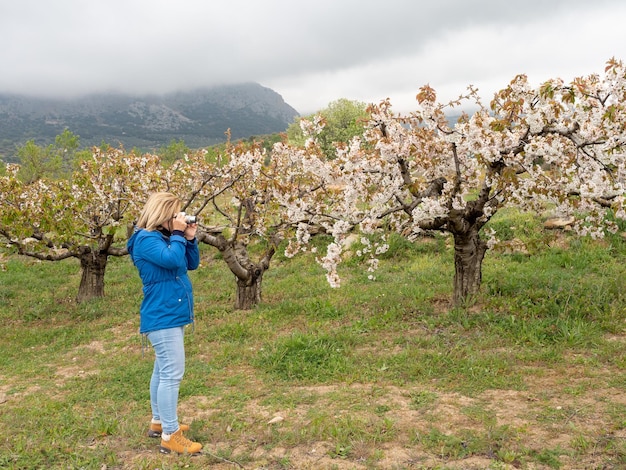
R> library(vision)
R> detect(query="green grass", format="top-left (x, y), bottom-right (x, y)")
top-left (1, 216), bottom-right (625, 469)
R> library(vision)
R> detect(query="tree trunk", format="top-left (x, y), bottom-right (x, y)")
top-left (77, 250), bottom-right (108, 303)
top-left (230, 239), bottom-right (269, 310)
top-left (197, 232), bottom-right (274, 310)
top-left (235, 267), bottom-right (264, 310)
top-left (451, 223), bottom-right (487, 306)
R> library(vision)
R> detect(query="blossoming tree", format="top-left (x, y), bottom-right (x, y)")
top-left (316, 59), bottom-right (626, 305)
top-left (194, 130), bottom-right (344, 309)
top-left (0, 148), bottom-right (168, 302)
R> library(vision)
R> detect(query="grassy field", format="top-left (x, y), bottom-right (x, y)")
top-left (0, 212), bottom-right (625, 469)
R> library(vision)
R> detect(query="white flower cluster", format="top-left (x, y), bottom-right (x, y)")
top-left (317, 242), bottom-right (342, 288)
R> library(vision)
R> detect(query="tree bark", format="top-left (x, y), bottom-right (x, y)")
top-left (235, 267), bottom-right (264, 310)
top-left (77, 249), bottom-right (109, 303)
top-left (197, 231), bottom-right (275, 310)
top-left (451, 223), bottom-right (487, 306)
top-left (228, 239), bottom-right (272, 310)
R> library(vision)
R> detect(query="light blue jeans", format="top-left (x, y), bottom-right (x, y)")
top-left (147, 326), bottom-right (185, 435)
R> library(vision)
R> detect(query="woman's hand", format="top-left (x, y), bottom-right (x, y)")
top-left (184, 222), bottom-right (197, 241)
top-left (171, 213), bottom-right (189, 232)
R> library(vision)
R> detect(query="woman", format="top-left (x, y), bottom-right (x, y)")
top-left (127, 192), bottom-right (202, 455)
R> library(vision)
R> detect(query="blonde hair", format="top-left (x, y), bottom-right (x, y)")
top-left (136, 192), bottom-right (181, 231)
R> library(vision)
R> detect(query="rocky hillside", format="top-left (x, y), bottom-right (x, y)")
top-left (0, 83), bottom-right (299, 161)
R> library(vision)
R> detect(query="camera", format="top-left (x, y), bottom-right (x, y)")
top-left (177, 212), bottom-right (198, 224)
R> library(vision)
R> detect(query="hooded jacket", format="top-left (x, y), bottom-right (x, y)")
top-left (127, 228), bottom-right (200, 334)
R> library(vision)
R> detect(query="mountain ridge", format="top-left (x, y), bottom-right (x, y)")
top-left (0, 82), bottom-right (300, 161)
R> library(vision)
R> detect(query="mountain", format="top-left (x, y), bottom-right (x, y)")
top-left (0, 83), bottom-right (299, 162)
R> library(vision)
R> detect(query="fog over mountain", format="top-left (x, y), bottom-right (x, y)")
top-left (0, 82), bottom-right (299, 161)
top-left (2, 1), bottom-right (624, 117)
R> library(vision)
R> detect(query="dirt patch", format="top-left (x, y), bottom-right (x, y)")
top-left (165, 371), bottom-right (625, 469)
top-left (0, 382), bottom-right (42, 404)
top-left (43, 339), bottom-right (109, 388)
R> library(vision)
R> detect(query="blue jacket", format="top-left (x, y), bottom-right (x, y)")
top-left (127, 228), bottom-right (200, 334)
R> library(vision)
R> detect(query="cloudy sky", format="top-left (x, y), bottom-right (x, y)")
top-left (1, 0), bottom-right (625, 115)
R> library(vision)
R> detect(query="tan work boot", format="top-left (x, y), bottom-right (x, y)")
top-left (159, 428), bottom-right (202, 455)
top-left (148, 422), bottom-right (190, 438)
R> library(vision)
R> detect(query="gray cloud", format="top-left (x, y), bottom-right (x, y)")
top-left (0, 0), bottom-right (624, 114)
